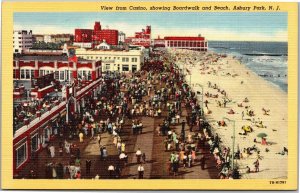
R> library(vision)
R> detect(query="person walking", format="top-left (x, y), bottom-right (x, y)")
top-left (181, 120), bottom-right (186, 131)
top-left (136, 148), bottom-right (142, 163)
top-left (97, 134), bottom-right (101, 145)
top-left (86, 159), bottom-right (92, 175)
top-left (79, 132), bottom-right (84, 143)
top-left (108, 164), bottom-right (115, 179)
top-left (137, 164), bottom-right (145, 179)
top-left (121, 142), bottom-right (126, 153)
top-left (49, 144), bottom-right (55, 158)
top-left (188, 153), bottom-right (193, 168)
top-left (183, 153), bottom-right (187, 168)
top-left (254, 159), bottom-right (259, 172)
top-left (102, 147), bottom-right (108, 161)
top-left (200, 155), bottom-right (206, 170)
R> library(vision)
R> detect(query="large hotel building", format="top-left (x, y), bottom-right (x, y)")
top-left (74, 22), bottom-right (118, 48)
top-left (163, 36), bottom-right (208, 51)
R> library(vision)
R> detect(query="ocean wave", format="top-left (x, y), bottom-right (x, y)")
top-left (243, 53), bottom-right (287, 56)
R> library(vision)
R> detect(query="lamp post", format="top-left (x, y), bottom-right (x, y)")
top-left (223, 117), bottom-right (236, 170)
top-left (196, 84), bottom-right (204, 117)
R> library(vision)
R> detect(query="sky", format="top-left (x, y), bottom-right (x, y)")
top-left (14, 12), bottom-right (287, 42)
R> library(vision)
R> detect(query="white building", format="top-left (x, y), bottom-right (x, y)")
top-left (13, 30), bottom-right (33, 54)
top-left (76, 48), bottom-right (145, 73)
top-left (95, 40), bottom-right (111, 50)
top-left (43, 35), bottom-right (52, 43)
top-left (73, 42), bottom-right (93, 48)
top-left (118, 31), bottom-right (126, 44)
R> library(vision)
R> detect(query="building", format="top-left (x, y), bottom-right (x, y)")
top-left (51, 34), bottom-right (74, 43)
top-left (13, 30), bottom-right (33, 54)
top-left (13, 77), bottom-right (103, 175)
top-left (75, 47), bottom-right (145, 73)
top-left (74, 22), bottom-right (119, 47)
top-left (13, 55), bottom-right (102, 82)
top-left (125, 26), bottom-right (151, 47)
top-left (74, 29), bottom-right (93, 43)
top-left (164, 36), bottom-right (208, 51)
top-left (32, 34), bottom-right (44, 43)
top-left (95, 40), bottom-right (111, 50)
top-left (33, 34), bottom-right (74, 44)
top-left (118, 31), bottom-right (126, 44)
top-left (153, 36), bottom-right (165, 48)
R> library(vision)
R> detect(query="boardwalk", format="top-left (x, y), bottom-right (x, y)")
top-left (18, 68), bottom-right (220, 180)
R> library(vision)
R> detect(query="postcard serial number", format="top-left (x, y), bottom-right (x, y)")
top-left (269, 181), bottom-right (287, 185)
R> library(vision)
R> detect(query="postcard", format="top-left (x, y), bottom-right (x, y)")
top-left (1, 1), bottom-right (298, 190)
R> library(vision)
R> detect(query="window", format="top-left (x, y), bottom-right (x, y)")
top-left (78, 70), bottom-right (82, 79)
top-left (31, 134), bottom-right (39, 152)
top-left (54, 71), bottom-right (59, 80)
top-left (65, 70), bottom-right (70, 80)
top-left (31, 70), bottom-right (34, 79)
top-left (105, 64), bottom-right (110, 70)
top-left (21, 69), bottom-right (25, 79)
top-left (126, 58), bottom-right (129, 62)
top-left (132, 65), bottom-right (137, 72)
top-left (60, 71), bottom-right (65, 80)
top-left (16, 142), bottom-right (27, 168)
top-left (87, 71), bottom-right (92, 80)
top-left (131, 58), bottom-right (137, 62)
top-left (122, 57), bottom-right (125, 62)
top-left (25, 69), bottom-right (30, 79)
top-left (83, 70), bottom-right (87, 79)
top-left (13, 70), bottom-right (16, 79)
top-left (122, 64), bottom-right (129, 72)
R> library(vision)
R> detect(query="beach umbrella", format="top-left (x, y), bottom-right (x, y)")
top-left (257, 133), bottom-right (267, 138)
top-left (242, 125), bottom-right (253, 132)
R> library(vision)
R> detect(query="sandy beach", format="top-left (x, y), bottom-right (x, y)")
top-left (170, 49), bottom-right (288, 179)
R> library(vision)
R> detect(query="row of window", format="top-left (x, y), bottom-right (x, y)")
top-left (104, 64), bottom-right (137, 72)
top-left (14, 69), bottom-right (93, 81)
top-left (167, 41), bottom-right (206, 48)
top-left (13, 45), bottom-right (32, 48)
top-left (15, 134), bottom-right (39, 168)
top-left (83, 56), bottom-right (138, 63)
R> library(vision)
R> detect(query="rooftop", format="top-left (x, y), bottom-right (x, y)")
top-left (14, 55), bottom-right (92, 62)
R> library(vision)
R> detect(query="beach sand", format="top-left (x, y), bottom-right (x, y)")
top-left (171, 49), bottom-right (288, 179)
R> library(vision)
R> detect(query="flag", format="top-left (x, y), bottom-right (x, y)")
top-left (68, 55), bottom-right (78, 63)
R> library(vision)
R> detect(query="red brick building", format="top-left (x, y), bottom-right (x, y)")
top-left (125, 25), bottom-right (151, 47)
top-left (74, 22), bottom-right (118, 46)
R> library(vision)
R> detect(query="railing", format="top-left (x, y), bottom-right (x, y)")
top-left (14, 100), bottom-right (66, 139)
top-left (13, 79), bottom-right (102, 139)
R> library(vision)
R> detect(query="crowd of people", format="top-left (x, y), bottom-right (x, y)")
top-left (21, 50), bottom-right (240, 180)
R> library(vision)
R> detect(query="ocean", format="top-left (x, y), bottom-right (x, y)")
top-left (208, 41), bottom-right (288, 92)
